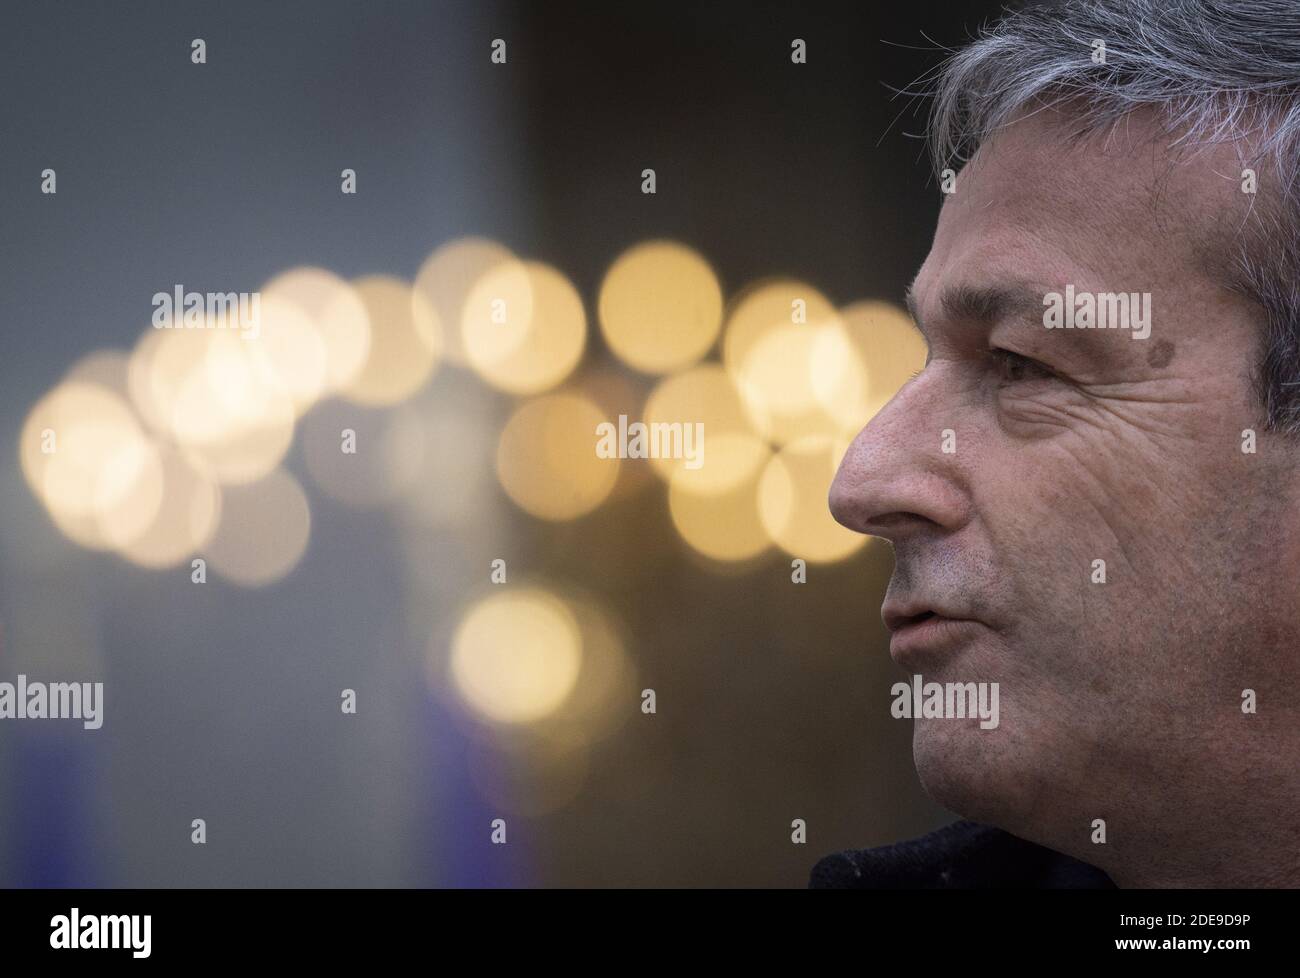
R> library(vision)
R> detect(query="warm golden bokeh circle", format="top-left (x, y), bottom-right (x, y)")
top-left (247, 293), bottom-right (330, 415)
top-left (722, 279), bottom-right (849, 444)
top-left (414, 237), bottom-right (520, 368)
top-left (668, 458), bottom-right (771, 562)
top-left (125, 323), bottom-right (298, 485)
top-left (812, 298), bottom-right (925, 432)
top-left (261, 266), bottom-right (372, 395)
top-left (496, 393), bottom-right (618, 520)
top-left (20, 381), bottom-right (163, 551)
top-left (463, 261), bottom-right (585, 395)
top-left (643, 364), bottom-right (767, 496)
top-left (758, 435), bottom-right (868, 563)
top-left (449, 588), bottom-right (583, 725)
top-left (598, 240), bottom-right (723, 374)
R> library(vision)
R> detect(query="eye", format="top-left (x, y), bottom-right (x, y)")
top-left (989, 347), bottom-right (1053, 385)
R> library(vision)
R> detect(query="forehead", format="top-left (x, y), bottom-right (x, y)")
top-left (914, 108), bottom-right (1249, 316)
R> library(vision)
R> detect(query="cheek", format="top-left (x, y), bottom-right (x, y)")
top-left (970, 428), bottom-right (1255, 695)
top-left (969, 435), bottom-right (1170, 652)
top-left (985, 417), bottom-right (1190, 563)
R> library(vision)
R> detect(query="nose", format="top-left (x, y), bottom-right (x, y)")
top-left (829, 369), bottom-right (972, 544)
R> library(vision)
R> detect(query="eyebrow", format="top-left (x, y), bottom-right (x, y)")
top-left (904, 281), bottom-right (1047, 334)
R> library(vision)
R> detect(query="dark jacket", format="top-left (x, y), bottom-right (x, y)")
top-left (808, 819), bottom-right (1116, 888)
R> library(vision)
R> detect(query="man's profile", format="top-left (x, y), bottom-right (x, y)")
top-left (813, 0), bottom-right (1300, 888)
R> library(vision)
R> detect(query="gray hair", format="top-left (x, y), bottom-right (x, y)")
top-left (925, 0), bottom-right (1300, 432)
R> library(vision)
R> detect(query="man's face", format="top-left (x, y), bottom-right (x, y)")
top-left (830, 111), bottom-right (1300, 866)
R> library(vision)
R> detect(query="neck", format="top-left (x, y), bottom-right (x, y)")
top-left (1069, 727), bottom-right (1300, 887)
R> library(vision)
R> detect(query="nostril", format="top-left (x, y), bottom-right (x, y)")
top-left (858, 512), bottom-right (946, 543)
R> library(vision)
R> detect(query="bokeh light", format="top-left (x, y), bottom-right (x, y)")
top-left (261, 266), bottom-right (372, 395)
top-left (126, 322), bottom-right (297, 485)
top-left (117, 442), bottom-right (222, 569)
top-left (758, 435), bottom-right (867, 563)
top-left (247, 293), bottom-right (330, 415)
top-left (448, 588), bottom-right (583, 725)
top-left (598, 240), bottom-right (723, 374)
top-left (496, 393), bottom-right (618, 521)
top-left (463, 260), bottom-right (585, 395)
top-left (341, 275), bottom-right (442, 406)
top-left (128, 325), bottom-right (201, 437)
top-left (413, 236), bottom-right (519, 368)
top-left (580, 366), bottom-right (658, 501)
top-left (182, 328), bottom-right (298, 483)
top-left (668, 458), bottom-right (771, 563)
top-left (812, 299), bottom-right (925, 432)
top-left (643, 364), bottom-right (768, 496)
top-left (20, 381), bottom-right (163, 551)
top-left (205, 468), bottom-right (312, 586)
top-left (723, 279), bottom-right (849, 445)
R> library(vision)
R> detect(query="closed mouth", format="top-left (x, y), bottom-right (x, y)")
top-left (885, 610), bottom-right (983, 663)
top-left (891, 609), bottom-right (938, 631)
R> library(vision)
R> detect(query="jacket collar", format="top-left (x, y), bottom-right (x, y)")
top-left (809, 819), bottom-right (1116, 888)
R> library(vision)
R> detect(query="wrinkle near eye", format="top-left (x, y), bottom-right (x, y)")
top-left (996, 388), bottom-right (1080, 438)
top-left (996, 372), bottom-right (1203, 448)
top-left (989, 361), bottom-right (1097, 438)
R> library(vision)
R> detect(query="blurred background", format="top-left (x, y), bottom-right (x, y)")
top-left (0, 0), bottom-right (1004, 886)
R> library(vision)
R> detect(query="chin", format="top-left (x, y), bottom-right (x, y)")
top-left (910, 716), bottom-right (1024, 827)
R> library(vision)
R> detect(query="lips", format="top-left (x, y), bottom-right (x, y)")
top-left (882, 603), bottom-right (985, 662)
top-left (883, 603), bottom-right (969, 634)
